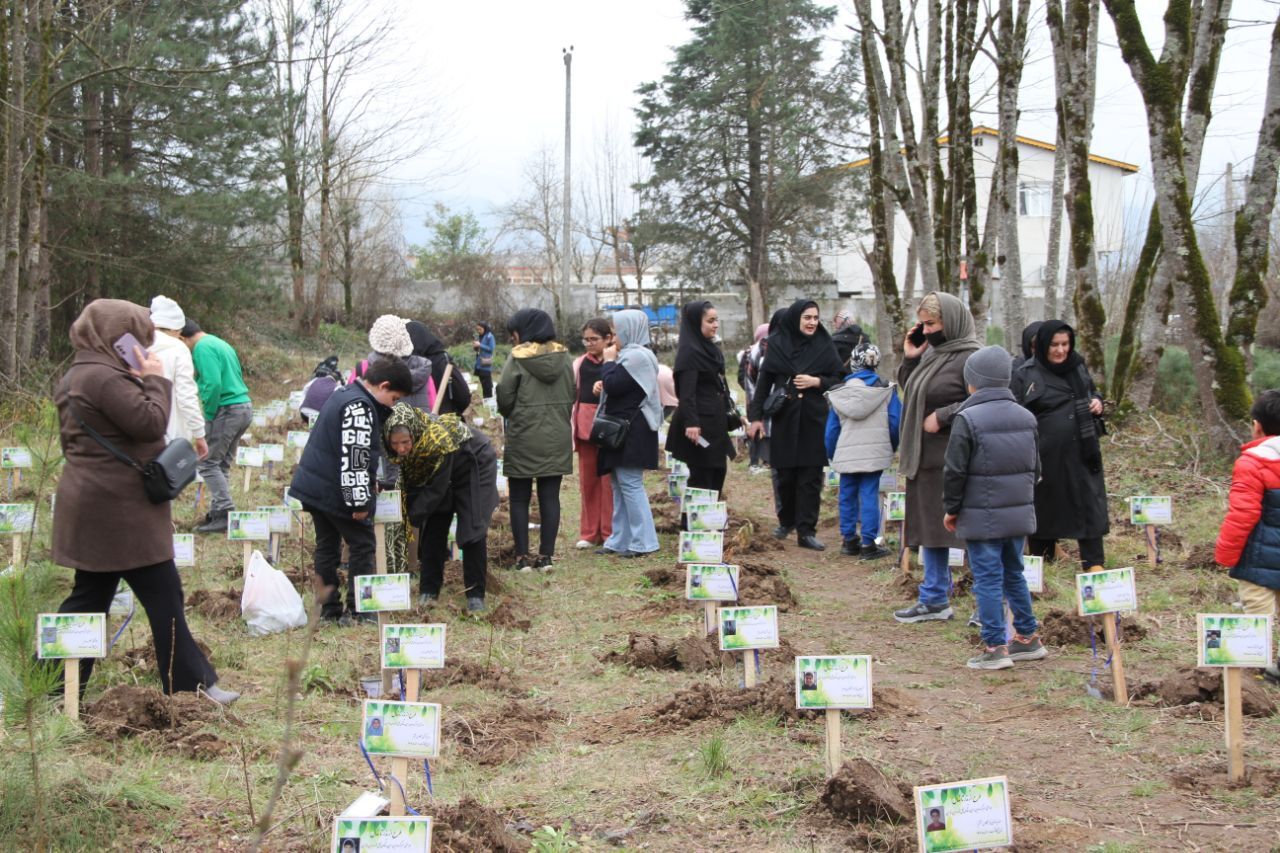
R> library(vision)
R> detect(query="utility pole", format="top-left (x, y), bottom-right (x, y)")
top-left (561, 46), bottom-right (574, 331)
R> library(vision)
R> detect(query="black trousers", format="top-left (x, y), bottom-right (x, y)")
top-left (775, 465), bottom-right (824, 537)
top-left (478, 371), bottom-right (493, 398)
top-left (686, 465), bottom-right (726, 494)
top-left (418, 511), bottom-right (486, 598)
top-left (57, 560), bottom-right (217, 693)
top-left (509, 475), bottom-right (562, 557)
top-left (308, 508), bottom-right (375, 617)
top-left (1029, 536), bottom-right (1105, 569)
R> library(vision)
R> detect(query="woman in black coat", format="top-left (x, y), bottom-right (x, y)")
top-left (747, 300), bottom-right (845, 550)
top-left (406, 320), bottom-right (473, 415)
top-left (666, 301), bottom-right (738, 494)
top-left (1010, 320), bottom-right (1109, 568)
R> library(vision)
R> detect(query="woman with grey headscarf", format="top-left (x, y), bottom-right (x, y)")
top-left (595, 309), bottom-right (662, 557)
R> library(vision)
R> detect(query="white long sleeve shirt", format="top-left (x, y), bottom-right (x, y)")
top-left (150, 331), bottom-right (206, 442)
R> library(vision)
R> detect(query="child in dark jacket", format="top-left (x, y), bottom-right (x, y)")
top-left (1215, 389), bottom-right (1280, 685)
top-left (942, 346), bottom-right (1046, 670)
top-left (290, 358), bottom-right (413, 623)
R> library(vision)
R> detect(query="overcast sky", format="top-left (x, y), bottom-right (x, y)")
top-left (366, 0), bottom-right (1276, 249)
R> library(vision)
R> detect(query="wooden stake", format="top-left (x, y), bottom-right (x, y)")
top-left (898, 520), bottom-right (911, 577)
top-left (269, 532), bottom-right (281, 565)
top-left (375, 523), bottom-right (392, 695)
top-left (13, 468), bottom-right (21, 489)
top-left (242, 467), bottom-right (251, 495)
top-left (1144, 525), bottom-right (1159, 567)
top-left (388, 665), bottom-right (422, 817)
top-left (1224, 668), bottom-right (1245, 783)
top-left (742, 650), bottom-right (757, 688)
top-left (12, 534), bottom-right (22, 568)
top-left (64, 659), bottom-right (80, 720)
top-left (1100, 615), bottom-right (1128, 705)
top-left (824, 709), bottom-right (842, 778)
top-left (704, 601), bottom-right (716, 635)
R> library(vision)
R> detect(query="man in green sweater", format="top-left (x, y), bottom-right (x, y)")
top-left (180, 318), bottom-right (252, 533)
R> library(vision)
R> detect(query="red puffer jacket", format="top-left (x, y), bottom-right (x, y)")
top-left (1215, 435), bottom-right (1280, 568)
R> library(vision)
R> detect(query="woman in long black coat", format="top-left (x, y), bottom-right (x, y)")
top-left (666, 300), bottom-right (737, 494)
top-left (1011, 320), bottom-right (1109, 568)
top-left (747, 300), bottom-right (844, 550)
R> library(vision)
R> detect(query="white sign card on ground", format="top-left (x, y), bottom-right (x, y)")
top-left (919, 547), bottom-right (965, 567)
top-left (236, 446), bottom-right (265, 467)
top-left (374, 491), bottom-right (402, 524)
top-left (331, 817), bottom-right (432, 853)
top-left (361, 699), bottom-right (441, 758)
top-left (37, 613), bottom-right (107, 659)
top-left (667, 474), bottom-right (688, 499)
top-left (795, 655), bottom-right (873, 710)
top-left (718, 605), bottom-right (779, 651)
top-left (1077, 567), bottom-right (1138, 616)
top-left (173, 534), bottom-right (196, 567)
top-left (913, 775), bottom-right (1013, 853)
top-left (268, 400), bottom-right (288, 419)
top-left (286, 430), bottom-right (310, 450)
top-left (679, 531), bottom-right (723, 564)
top-left (884, 492), bottom-right (905, 522)
top-left (288, 390), bottom-right (305, 410)
top-left (1, 447), bottom-right (33, 468)
top-left (0, 503), bottom-right (36, 534)
top-left (1198, 614), bottom-right (1274, 668)
top-left (682, 486), bottom-right (718, 504)
top-left (227, 511), bottom-right (271, 542)
top-left (381, 624), bottom-right (447, 669)
top-left (685, 564), bottom-right (740, 601)
top-left (684, 501), bottom-right (728, 531)
top-left (261, 444), bottom-right (285, 463)
top-left (355, 573), bottom-right (411, 612)
top-left (257, 506), bottom-right (293, 535)
top-left (251, 409), bottom-right (269, 428)
top-left (1129, 495), bottom-right (1173, 525)
top-left (1022, 555), bottom-right (1044, 594)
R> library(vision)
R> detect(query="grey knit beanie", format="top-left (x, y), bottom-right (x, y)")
top-left (963, 345), bottom-right (1012, 390)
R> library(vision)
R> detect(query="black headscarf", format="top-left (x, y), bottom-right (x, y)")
top-left (506, 308), bottom-right (556, 344)
top-left (1033, 320), bottom-right (1083, 377)
top-left (762, 300), bottom-right (844, 377)
top-left (406, 320), bottom-right (446, 359)
top-left (476, 321), bottom-right (492, 336)
top-left (1034, 319), bottom-right (1103, 471)
top-left (1020, 321), bottom-right (1044, 361)
top-left (673, 300), bottom-right (725, 374)
top-left (831, 323), bottom-right (867, 365)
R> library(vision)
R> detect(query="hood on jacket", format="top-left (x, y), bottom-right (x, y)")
top-left (511, 341), bottom-right (570, 383)
top-left (1245, 435), bottom-right (1280, 463)
top-left (827, 378), bottom-right (893, 422)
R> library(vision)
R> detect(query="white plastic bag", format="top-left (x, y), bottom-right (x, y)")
top-left (241, 549), bottom-right (307, 635)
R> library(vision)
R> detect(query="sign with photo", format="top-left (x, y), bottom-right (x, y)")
top-left (236, 446), bottom-right (265, 468)
top-left (682, 486), bottom-right (718, 504)
top-left (283, 488), bottom-right (303, 511)
top-left (1, 447), bottom-right (33, 469)
top-left (1197, 614), bottom-right (1274, 668)
top-left (227, 511), bottom-right (271, 542)
top-left (795, 655), bottom-right (872, 710)
top-left (667, 474), bottom-right (688, 500)
top-left (261, 444), bottom-right (285, 463)
top-left (920, 547), bottom-right (965, 567)
top-left (684, 501), bottom-right (728, 531)
top-left (37, 613), bottom-right (107, 659)
top-left (374, 491), bottom-right (402, 524)
top-left (718, 605), bottom-right (779, 652)
top-left (678, 531), bottom-right (723, 564)
top-left (0, 503), bottom-right (36, 534)
top-left (331, 817), bottom-right (432, 853)
top-left (1129, 495), bottom-right (1172, 525)
top-left (354, 573), bottom-right (411, 612)
top-left (251, 410), bottom-right (269, 428)
top-left (914, 776), bottom-right (1013, 853)
top-left (286, 431), bottom-right (310, 450)
top-left (1022, 555), bottom-right (1044, 594)
top-left (361, 700), bottom-right (441, 759)
top-left (173, 534), bottom-right (196, 567)
top-left (1076, 567), bottom-right (1138, 616)
top-left (884, 491), bottom-right (906, 522)
top-left (288, 390), bottom-right (305, 410)
top-left (825, 468), bottom-right (839, 490)
top-left (257, 506), bottom-right (293, 535)
top-left (268, 400), bottom-right (288, 419)
top-left (381, 624), bottom-right (447, 670)
top-left (685, 564), bottom-right (740, 601)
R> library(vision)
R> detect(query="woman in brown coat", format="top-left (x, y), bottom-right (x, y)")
top-left (53, 299), bottom-right (234, 702)
top-left (892, 292), bottom-right (979, 624)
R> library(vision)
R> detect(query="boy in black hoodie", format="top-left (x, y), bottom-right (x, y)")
top-left (290, 358), bottom-right (413, 623)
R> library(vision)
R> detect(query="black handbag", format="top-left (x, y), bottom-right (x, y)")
top-left (69, 399), bottom-right (199, 504)
top-left (589, 408), bottom-right (631, 450)
top-left (762, 384), bottom-right (790, 418)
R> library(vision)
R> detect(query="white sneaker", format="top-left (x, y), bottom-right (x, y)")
top-left (575, 540), bottom-right (593, 550)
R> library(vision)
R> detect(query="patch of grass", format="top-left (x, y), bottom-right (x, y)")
top-left (1130, 780), bottom-right (1168, 797)
top-left (697, 732), bottom-right (730, 779)
top-left (531, 822), bottom-right (580, 852)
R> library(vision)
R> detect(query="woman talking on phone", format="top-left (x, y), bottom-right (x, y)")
top-left (747, 300), bottom-right (844, 550)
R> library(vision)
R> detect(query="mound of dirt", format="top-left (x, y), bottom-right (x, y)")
top-left (651, 679), bottom-right (820, 727)
top-left (722, 522), bottom-right (785, 557)
top-left (642, 566), bottom-right (681, 588)
top-left (641, 562), bottom-right (797, 611)
top-left (444, 701), bottom-right (561, 766)
top-left (821, 758), bottom-right (912, 823)
top-left (1171, 762), bottom-right (1280, 794)
top-left (1038, 608), bottom-right (1147, 647)
top-left (485, 599), bottom-right (531, 632)
top-left (431, 796), bottom-right (526, 853)
top-left (600, 632), bottom-right (722, 672)
top-left (1181, 542), bottom-right (1218, 572)
top-left (421, 659), bottom-right (520, 694)
top-left (85, 685), bottom-right (229, 758)
top-left (1133, 666), bottom-right (1276, 717)
top-left (187, 588), bottom-right (241, 620)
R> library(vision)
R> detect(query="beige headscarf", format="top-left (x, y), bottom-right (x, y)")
top-left (70, 299), bottom-right (156, 360)
top-left (898, 291), bottom-right (980, 479)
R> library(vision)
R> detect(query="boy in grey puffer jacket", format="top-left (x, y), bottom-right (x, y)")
top-left (825, 343), bottom-right (901, 559)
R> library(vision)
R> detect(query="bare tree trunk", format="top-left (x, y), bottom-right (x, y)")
top-left (0, 0), bottom-right (27, 377)
top-left (1043, 121), bottom-right (1067, 319)
top-left (996, 0), bottom-right (1031, 349)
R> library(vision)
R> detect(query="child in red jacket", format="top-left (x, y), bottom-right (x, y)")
top-left (1215, 389), bottom-right (1280, 685)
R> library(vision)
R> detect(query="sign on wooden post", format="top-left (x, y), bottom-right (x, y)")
top-left (1129, 496), bottom-right (1171, 567)
top-left (718, 605), bottom-right (778, 688)
top-left (1198, 613), bottom-right (1273, 783)
top-left (686, 564), bottom-right (739, 635)
top-left (1077, 567), bottom-right (1138, 705)
top-left (796, 655), bottom-right (872, 778)
top-left (228, 510), bottom-right (271, 572)
top-left (37, 613), bottom-right (107, 719)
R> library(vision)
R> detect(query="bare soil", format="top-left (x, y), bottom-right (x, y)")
top-left (443, 700), bottom-right (561, 765)
top-left (430, 796), bottom-right (527, 853)
top-left (1037, 607), bottom-right (1148, 646)
top-left (187, 588), bottom-right (242, 620)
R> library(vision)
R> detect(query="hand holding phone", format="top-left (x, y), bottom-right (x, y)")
top-left (907, 324), bottom-right (927, 347)
top-left (113, 333), bottom-right (147, 371)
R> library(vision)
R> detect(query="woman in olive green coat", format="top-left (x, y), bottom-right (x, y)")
top-left (496, 308), bottom-right (575, 570)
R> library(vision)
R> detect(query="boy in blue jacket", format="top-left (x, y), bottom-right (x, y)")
top-left (290, 358), bottom-right (413, 624)
top-left (825, 343), bottom-right (901, 559)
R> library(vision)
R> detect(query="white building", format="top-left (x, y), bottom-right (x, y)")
top-left (823, 125), bottom-right (1139, 321)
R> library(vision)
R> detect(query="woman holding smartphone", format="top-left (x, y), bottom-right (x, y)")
top-left (572, 318), bottom-right (614, 549)
top-left (667, 301), bottom-right (737, 494)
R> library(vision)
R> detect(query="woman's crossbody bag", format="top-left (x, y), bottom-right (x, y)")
top-left (68, 397), bottom-right (198, 504)
top-left (589, 404), bottom-right (631, 450)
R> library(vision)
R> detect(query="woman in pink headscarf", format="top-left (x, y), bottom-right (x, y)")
top-left (737, 322), bottom-right (772, 472)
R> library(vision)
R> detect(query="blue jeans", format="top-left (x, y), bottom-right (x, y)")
top-left (838, 471), bottom-right (883, 545)
top-left (604, 468), bottom-right (659, 554)
top-left (917, 546), bottom-right (953, 607)
top-left (968, 537), bottom-right (1037, 648)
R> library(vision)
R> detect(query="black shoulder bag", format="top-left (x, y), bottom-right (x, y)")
top-left (589, 405), bottom-right (631, 450)
top-left (69, 397), bottom-right (199, 504)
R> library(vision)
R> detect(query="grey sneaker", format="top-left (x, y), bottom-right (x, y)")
top-left (967, 646), bottom-right (1014, 670)
top-left (201, 684), bottom-right (241, 705)
top-left (967, 612), bottom-right (982, 628)
top-left (466, 596), bottom-right (486, 613)
top-left (1008, 634), bottom-right (1048, 661)
top-left (417, 593), bottom-right (438, 607)
top-left (894, 602), bottom-right (954, 623)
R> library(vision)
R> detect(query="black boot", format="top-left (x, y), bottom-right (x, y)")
top-left (840, 538), bottom-right (860, 556)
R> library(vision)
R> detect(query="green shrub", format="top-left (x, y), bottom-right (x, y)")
top-left (1152, 346), bottom-right (1197, 414)
top-left (1250, 347), bottom-right (1280, 395)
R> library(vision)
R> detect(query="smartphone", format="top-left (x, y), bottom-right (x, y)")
top-left (113, 332), bottom-right (147, 371)
top-left (907, 324), bottom-right (927, 347)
